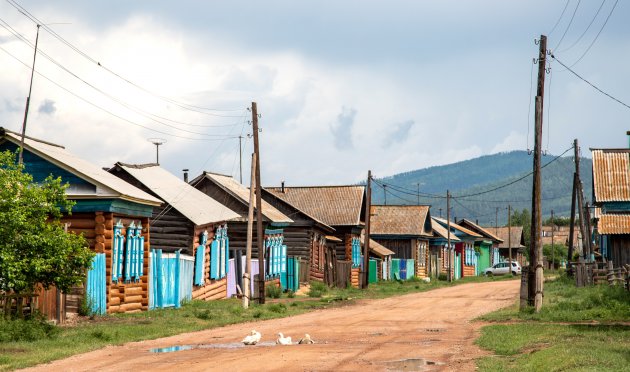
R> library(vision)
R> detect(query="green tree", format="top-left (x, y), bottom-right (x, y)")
top-left (543, 243), bottom-right (568, 268)
top-left (0, 150), bottom-right (93, 295)
top-left (508, 208), bottom-right (531, 251)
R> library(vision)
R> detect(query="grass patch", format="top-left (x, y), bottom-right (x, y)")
top-left (476, 274), bottom-right (630, 371)
top-left (0, 274), bottom-right (512, 371)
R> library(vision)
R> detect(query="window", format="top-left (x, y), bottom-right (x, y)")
top-left (351, 237), bottom-right (361, 267)
top-left (194, 231), bottom-right (208, 286)
top-left (111, 220), bottom-right (144, 283)
top-left (417, 241), bottom-right (427, 267)
top-left (265, 229), bottom-right (285, 278)
top-left (210, 225), bottom-right (229, 280)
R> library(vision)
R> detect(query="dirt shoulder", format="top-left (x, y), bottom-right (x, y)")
top-left (23, 280), bottom-right (519, 372)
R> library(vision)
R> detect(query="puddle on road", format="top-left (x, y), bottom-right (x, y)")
top-left (382, 358), bottom-right (442, 371)
top-left (150, 341), bottom-right (278, 353)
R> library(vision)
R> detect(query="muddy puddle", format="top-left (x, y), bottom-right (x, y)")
top-left (150, 341), bottom-right (279, 353)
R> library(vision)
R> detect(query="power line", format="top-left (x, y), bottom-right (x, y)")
top-left (553, 0), bottom-right (581, 50)
top-left (558, 0), bottom-right (607, 53)
top-left (548, 0), bottom-right (571, 36)
top-left (567, 0), bottom-right (619, 67)
top-left (551, 54), bottom-right (630, 110)
top-left (0, 44), bottom-right (242, 141)
top-left (5, 0), bottom-right (243, 116)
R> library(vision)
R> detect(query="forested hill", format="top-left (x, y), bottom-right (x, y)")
top-left (371, 151), bottom-right (592, 225)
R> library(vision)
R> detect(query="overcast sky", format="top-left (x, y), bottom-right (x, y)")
top-left (1, 1), bottom-right (628, 187)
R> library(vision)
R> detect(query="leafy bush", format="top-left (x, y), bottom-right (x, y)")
top-left (266, 285), bottom-right (282, 299)
top-left (0, 318), bottom-right (59, 342)
top-left (267, 303), bottom-right (286, 314)
top-left (287, 290), bottom-right (295, 298)
top-left (308, 281), bottom-right (328, 298)
top-left (438, 273), bottom-right (448, 281)
top-left (194, 309), bottom-right (213, 320)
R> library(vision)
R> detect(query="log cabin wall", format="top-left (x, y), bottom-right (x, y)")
top-left (191, 223), bottom-right (228, 301)
top-left (373, 238), bottom-right (412, 259)
top-left (309, 231), bottom-right (327, 282)
top-left (106, 213), bottom-right (150, 314)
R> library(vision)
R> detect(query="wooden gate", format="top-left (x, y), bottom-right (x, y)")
top-left (324, 246), bottom-right (337, 286)
top-left (150, 250), bottom-right (194, 309)
top-left (86, 253), bottom-right (106, 315)
top-left (335, 260), bottom-right (351, 288)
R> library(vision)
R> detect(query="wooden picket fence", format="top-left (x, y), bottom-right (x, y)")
top-left (573, 260), bottom-right (629, 291)
top-left (0, 292), bottom-right (38, 319)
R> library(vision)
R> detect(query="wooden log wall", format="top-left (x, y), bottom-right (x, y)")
top-left (105, 213), bottom-right (150, 314)
top-left (309, 232), bottom-right (326, 282)
top-left (350, 267), bottom-right (360, 288)
top-left (227, 222), bottom-right (264, 258)
top-left (190, 223), bottom-right (228, 301)
top-left (463, 265), bottom-right (475, 277)
top-left (192, 277), bottom-right (227, 301)
top-left (150, 210), bottom-right (193, 254)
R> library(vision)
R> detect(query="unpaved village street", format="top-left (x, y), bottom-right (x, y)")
top-left (25, 280), bottom-right (519, 372)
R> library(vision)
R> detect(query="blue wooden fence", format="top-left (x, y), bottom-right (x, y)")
top-left (149, 250), bottom-right (194, 309)
top-left (86, 253), bottom-right (106, 315)
top-left (282, 257), bottom-right (300, 292)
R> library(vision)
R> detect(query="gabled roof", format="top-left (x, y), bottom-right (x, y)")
top-left (0, 128), bottom-right (161, 206)
top-left (115, 164), bottom-right (240, 226)
top-left (262, 189), bottom-right (335, 232)
top-left (370, 205), bottom-right (432, 237)
top-left (266, 185), bottom-right (365, 227)
top-left (433, 217), bottom-right (483, 238)
top-left (591, 149), bottom-right (630, 203)
top-left (491, 226), bottom-right (526, 249)
top-left (598, 214), bottom-right (630, 235)
top-left (431, 218), bottom-right (461, 242)
top-left (457, 219), bottom-right (503, 243)
top-left (194, 172), bottom-right (292, 224)
top-left (362, 239), bottom-right (395, 258)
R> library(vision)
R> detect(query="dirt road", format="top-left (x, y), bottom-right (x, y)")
top-left (25, 280), bottom-right (518, 372)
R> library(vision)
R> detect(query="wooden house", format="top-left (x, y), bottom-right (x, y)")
top-left (591, 147), bottom-right (630, 266)
top-left (429, 218), bottom-right (460, 278)
top-left (261, 186), bottom-right (336, 283)
top-left (369, 205), bottom-right (432, 279)
top-left (0, 128), bottom-right (162, 317)
top-left (189, 172), bottom-right (293, 294)
top-left (492, 226), bottom-right (526, 266)
top-left (457, 219), bottom-right (504, 277)
top-left (108, 163), bottom-right (240, 307)
top-left (266, 185), bottom-right (366, 288)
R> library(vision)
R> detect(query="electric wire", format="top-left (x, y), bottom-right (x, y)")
top-left (5, 0), bottom-right (243, 116)
top-left (548, 0), bottom-right (572, 36)
top-left (567, 0), bottom-right (619, 68)
top-left (553, 0), bottom-right (581, 50)
top-left (0, 44), bottom-right (241, 140)
top-left (551, 54), bottom-right (630, 110)
top-left (558, 0), bottom-right (607, 53)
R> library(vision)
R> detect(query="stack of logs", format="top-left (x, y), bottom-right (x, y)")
top-left (192, 279), bottom-right (227, 301)
top-left (350, 267), bottom-right (360, 288)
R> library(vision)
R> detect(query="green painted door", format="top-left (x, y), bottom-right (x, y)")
top-left (478, 245), bottom-right (491, 273)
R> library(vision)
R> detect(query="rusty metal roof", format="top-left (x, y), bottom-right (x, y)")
top-left (433, 217), bottom-right (482, 238)
top-left (369, 205), bottom-right (432, 237)
top-left (490, 226), bottom-right (526, 249)
top-left (199, 172), bottom-right (293, 224)
top-left (591, 149), bottom-right (630, 203)
top-left (457, 219), bottom-right (503, 243)
top-left (431, 218), bottom-right (461, 242)
top-left (598, 214), bottom-right (630, 234)
top-left (266, 185), bottom-right (365, 227)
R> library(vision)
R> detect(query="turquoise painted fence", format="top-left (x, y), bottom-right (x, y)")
top-left (149, 250), bottom-right (194, 309)
top-left (406, 259), bottom-right (415, 278)
top-left (282, 257), bottom-right (300, 292)
top-left (86, 253), bottom-right (106, 315)
top-left (391, 259), bottom-right (401, 280)
top-left (369, 260), bottom-right (378, 283)
top-left (454, 253), bottom-right (461, 280)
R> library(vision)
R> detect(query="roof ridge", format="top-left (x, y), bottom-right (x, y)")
top-left (117, 162), bottom-right (159, 169)
top-left (0, 127), bottom-right (65, 149)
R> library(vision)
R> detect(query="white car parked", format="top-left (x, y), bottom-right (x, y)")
top-left (484, 261), bottom-right (521, 276)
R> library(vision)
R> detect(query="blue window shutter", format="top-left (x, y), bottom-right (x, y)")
top-left (112, 221), bottom-right (122, 282)
top-left (224, 237), bottom-right (230, 276)
top-left (210, 240), bottom-right (219, 279)
top-left (124, 222), bottom-right (135, 282)
top-left (195, 245), bottom-right (205, 285)
top-left (138, 233), bottom-right (145, 278)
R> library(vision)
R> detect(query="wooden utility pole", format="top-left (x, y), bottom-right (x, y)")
top-left (446, 190), bottom-right (452, 282)
top-left (567, 139), bottom-right (579, 271)
top-left (242, 153), bottom-right (256, 309)
top-left (19, 24), bottom-right (41, 165)
top-left (528, 34), bottom-right (546, 312)
top-left (508, 204), bottom-right (512, 275)
top-left (239, 135), bottom-right (243, 184)
top-left (383, 184), bottom-right (387, 205)
top-left (574, 139), bottom-right (590, 261)
top-left (551, 209), bottom-right (555, 271)
top-left (252, 102), bottom-right (265, 304)
top-left (362, 171), bottom-right (372, 288)
top-left (417, 183), bottom-right (420, 205)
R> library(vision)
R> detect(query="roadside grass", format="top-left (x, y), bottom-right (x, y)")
top-left (476, 275), bottom-right (630, 371)
top-left (0, 274), bottom-right (515, 371)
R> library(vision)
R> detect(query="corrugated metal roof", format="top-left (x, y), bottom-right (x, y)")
top-left (266, 185), bottom-right (365, 226)
top-left (431, 218), bottom-right (461, 242)
top-left (592, 149), bottom-right (630, 203)
top-left (370, 205), bottom-right (432, 237)
top-left (458, 219), bottom-right (503, 242)
top-left (432, 217), bottom-right (483, 238)
top-left (117, 164), bottom-right (240, 226)
top-left (491, 226), bottom-right (526, 249)
top-left (598, 214), bottom-right (630, 234)
top-left (201, 172), bottom-right (292, 224)
top-left (0, 129), bottom-right (161, 206)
